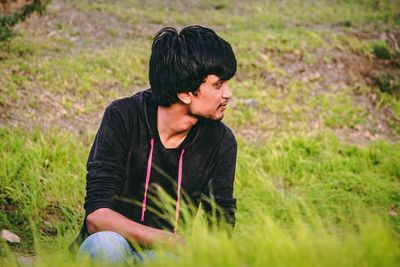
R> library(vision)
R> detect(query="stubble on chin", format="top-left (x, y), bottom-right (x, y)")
top-left (211, 113), bottom-right (225, 121)
top-left (187, 108), bottom-right (225, 121)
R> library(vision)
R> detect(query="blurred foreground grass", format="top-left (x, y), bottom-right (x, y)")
top-left (1, 0), bottom-right (400, 266)
top-left (1, 128), bottom-right (399, 266)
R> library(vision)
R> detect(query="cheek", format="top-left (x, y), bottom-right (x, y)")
top-left (208, 92), bottom-right (221, 104)
top-left (205, 96), bottom-right (220, 109)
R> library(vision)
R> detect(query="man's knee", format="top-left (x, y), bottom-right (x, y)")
top-left (77, 231), bottom-right (133, 263)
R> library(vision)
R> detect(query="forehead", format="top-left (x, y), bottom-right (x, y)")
top-left (203, 74), bottom-right (222, 84)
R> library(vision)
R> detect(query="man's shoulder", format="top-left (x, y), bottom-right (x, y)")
top-left (102, 89), bottom-right (153, 121)
top-left (107, 89), bottom-right (150, 110)
top-left (218, 121), bottom-right (236, 141)
top-left (201, 120), bottom-right (236, 146)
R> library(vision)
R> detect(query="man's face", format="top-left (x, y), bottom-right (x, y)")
top-left (188, 74), bottom-right (232, 121)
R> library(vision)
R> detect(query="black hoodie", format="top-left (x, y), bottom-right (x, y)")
top-left (72, 89), bottom-right (237, 248)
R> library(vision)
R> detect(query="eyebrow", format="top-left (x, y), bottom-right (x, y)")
top-left (212, 79), bottom-right (224, 86)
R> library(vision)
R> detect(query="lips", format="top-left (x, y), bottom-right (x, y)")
top-left (219, 103), bottom-right (228, 110)
top-left (219, 102), bottom-right (228, 107)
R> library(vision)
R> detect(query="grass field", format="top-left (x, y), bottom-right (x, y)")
top-left (1, 0), bottom-right (400, 266)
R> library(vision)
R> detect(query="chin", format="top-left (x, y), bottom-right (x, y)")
top-left (211, 113), bottom-right (224, 121)
top-left (194, 112), bottom-right (224, 121)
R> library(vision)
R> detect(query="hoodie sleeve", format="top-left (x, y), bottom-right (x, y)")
top-left (201, 131), bottom-right (237, 229)
top-left (84, 103), bottom-right (129, 215)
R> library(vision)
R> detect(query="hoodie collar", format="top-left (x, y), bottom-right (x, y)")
top-left (142, 89), bottom-right (204, 152)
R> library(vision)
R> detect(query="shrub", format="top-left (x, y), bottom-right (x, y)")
top-left (372, 42), bottom-right (392, 60)
top-left (0, 0), bottom-right (51, 42)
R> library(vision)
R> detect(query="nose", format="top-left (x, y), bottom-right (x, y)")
top-left (222, 83), bottom-right (232, 99)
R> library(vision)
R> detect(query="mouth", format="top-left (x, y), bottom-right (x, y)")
top-left (219, 103), bottom-right (228, 109)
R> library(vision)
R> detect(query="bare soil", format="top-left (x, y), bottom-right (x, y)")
top-left (1, 0), bottom-right (399, 145)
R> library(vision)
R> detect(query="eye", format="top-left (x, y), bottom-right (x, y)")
top-left (214, 82), bottom-right (223, 89)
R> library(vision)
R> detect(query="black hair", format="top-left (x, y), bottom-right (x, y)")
top-left (149, 25), bottom-right (237, 106)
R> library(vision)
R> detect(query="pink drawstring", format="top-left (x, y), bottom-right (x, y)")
top-left (141, 137), bottom-right (154, 222)
top-left (174, 148), bottom-right (185, 234)
top-left (140, 137), bottom-right (185, 234)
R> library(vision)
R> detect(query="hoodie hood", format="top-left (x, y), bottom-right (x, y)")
top-left (141, 89), bottom-right (204, 151)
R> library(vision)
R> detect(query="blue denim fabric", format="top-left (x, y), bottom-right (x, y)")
top-left (77, 231), bottom-right (155, 264)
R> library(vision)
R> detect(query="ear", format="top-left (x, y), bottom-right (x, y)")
top-left (177, 91), bottom-right (192, 105)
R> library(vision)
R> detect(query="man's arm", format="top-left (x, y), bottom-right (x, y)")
top-left (201, 131), bottom-right (237, 229)
top-left (86, 208), bottom-right (184, 247)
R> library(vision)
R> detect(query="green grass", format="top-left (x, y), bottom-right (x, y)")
top-left (1, 0), bottom-right (400, 266)
top-left (1, 0), bottom-right (398, 130)
top-left (0, 128), bottom-right (88, 252)
top-left (0, 39), bottom-right (150, 115)
top-left (1, 128), bottom-right (399, 266)
top-left (73, 0), bottom-right (400, 30)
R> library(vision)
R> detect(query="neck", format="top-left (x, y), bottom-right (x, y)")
top-left (157, 103), bottom-right (198, 149)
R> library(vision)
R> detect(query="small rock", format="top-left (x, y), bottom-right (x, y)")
top-left (1, 229), bottom-right (21, 243)
top-left (241, 99), bottom-right (259, 108)
top-left (389, 206), bottom-right (398, 217)
top-left (337, 62), bottom-right (345, 69)
top-left (363, 131), bottom-right (375, 140)
top-left (17, 256), bottom-right (35, 267)
top-left (259, 52), bottom-right (269, 61)
top-left (379, 32), bottom-right (388, 42)
top-left (309, 72), bottom-right (321, 82)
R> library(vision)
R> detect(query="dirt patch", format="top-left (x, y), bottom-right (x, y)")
top-left (39, 205), bottom-right (65, 236)
top-left (0, 0), bottom-right (155, 132)
top-left (0, 82), bottom-right (144, 133)
top-left (13, 0), bottom-right (142, 55)
top-left (1, 0), bottom-right (399, 145)
top-left (0, 196), bottom-right (18, 220)
top-left (264, 43), bottom-right (400, 144)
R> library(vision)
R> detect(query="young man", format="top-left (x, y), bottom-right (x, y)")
top-left (72, 25), bottom-right (238, 263)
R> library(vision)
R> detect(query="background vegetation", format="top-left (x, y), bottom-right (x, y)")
top-left (0, 0), bottom-right (399, 266)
